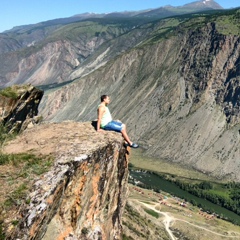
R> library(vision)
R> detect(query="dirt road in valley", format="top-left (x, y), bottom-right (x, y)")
top-left (158, 211), bottom-right (175, 240)
top-left (140, 202), bottom-right (176, 240)
top-left (139, 202), bottom-right (240, 240)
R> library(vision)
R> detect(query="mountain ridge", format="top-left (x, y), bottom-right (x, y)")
top-left (2, 0), bottom-right (224, 35)
top-left (182, 0), bottom-right (223, 9)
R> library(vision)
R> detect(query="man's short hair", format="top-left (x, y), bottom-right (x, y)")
top-left (101, 95), bottom-right (108, 102)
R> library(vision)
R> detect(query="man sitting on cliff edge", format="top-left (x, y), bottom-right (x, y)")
top-left (97, 95), bottom-right (139, 148)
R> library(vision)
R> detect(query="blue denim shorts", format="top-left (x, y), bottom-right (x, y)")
top-left (103, 121), bottom-right (123, 132)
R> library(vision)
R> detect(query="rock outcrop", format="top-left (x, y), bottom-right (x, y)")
top-left (2, 121), bottom-right (129, 240)
top-left (0, 84), bottom-right (43, 133)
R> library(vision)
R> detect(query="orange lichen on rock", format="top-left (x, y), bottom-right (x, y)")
top-left (56, 227), bottom-right (73, 240)
top-left (86, 174), bottom-right (100, 220)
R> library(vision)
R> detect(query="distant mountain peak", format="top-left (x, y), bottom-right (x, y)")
top-left (183, 0), bottom-right (223, 9)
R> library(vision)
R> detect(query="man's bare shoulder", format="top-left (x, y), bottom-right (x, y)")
top-left (98, 104), bottom-right (105, 112)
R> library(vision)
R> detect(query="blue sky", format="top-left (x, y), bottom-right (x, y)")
top-left (0, 0), bottom-right (239, 33)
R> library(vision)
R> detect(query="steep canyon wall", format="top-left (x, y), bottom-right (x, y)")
top-left (39, 22), bottom-right (240, 181)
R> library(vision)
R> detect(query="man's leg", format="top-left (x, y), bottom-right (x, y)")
top-left (121, 124), bottom-right (132, 145)
top-left (104, 121), bottom-right (138, 148)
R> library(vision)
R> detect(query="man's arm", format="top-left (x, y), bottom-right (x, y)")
top-left (97, 106), bottom-right (104, 131)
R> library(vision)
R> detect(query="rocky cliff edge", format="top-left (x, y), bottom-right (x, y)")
top-left (2, 121), bottom-right (129, 240)
top-left (0, 84), bottom-right (43, 133)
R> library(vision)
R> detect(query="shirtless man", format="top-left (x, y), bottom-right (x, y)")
top-left (97, 95), bottom-right (139, 148)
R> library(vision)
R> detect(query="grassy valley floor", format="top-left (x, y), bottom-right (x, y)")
top-left (129, 148), bottom-right (221, 182)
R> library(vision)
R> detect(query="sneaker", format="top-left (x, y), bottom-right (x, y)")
top-left (130, 143), bottom-right (139, 148)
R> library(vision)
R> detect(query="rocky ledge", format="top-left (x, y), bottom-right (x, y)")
top-left (3, 121), bottom-right (129, 240)
top-left (0, 84), bottom-right (43, 133)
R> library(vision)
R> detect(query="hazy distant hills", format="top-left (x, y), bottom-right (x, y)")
top-left (132, 0), bottom-right (223, 18)
top-left (3, 0), bottom-right (223, 34)
top-left (0, 0), bottom-right (225, 56)
top-left (74, 0), bottom-right (223, 20)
